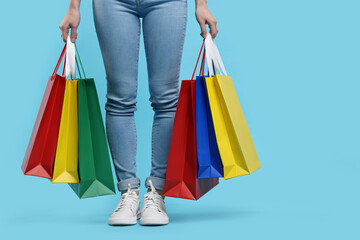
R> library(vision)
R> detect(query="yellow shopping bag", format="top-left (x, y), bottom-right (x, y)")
top-left (204, 34), bottom-right (261, 179)
top-left (52, 79), bottom-right (79, 183)
top-left (206, 75), bottom-right (261, 179)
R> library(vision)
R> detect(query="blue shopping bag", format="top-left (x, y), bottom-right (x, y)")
top-left (196, 75), bottom-right (223, 178)
top-left (195, 44), bottom-right (223, 178)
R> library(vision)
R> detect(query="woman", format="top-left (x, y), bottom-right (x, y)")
top-left (60, 0), bottom-right (218, 226)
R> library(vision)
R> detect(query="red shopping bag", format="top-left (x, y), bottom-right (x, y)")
top-left (162, 42), bottom-right (219, 200)
top-left (21, 45), bottom-right (67, 178)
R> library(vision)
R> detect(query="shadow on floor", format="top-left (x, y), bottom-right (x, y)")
top-left (168, 207), bottom-right (257, 223)
top-left (6, 212), bottom-right (109, 225)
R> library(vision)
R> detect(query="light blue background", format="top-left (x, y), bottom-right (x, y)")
top-left (0, 0), bottom-right (359, 239)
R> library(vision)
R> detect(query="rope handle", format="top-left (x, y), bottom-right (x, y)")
top-left (191, 39), bottom-right (205, 80)
top-left (75, 43), bottom-right (87, 79)
top-left (199, 48), bottom-right (206, 76)
top-left (52, 44), bottom-right (67, 78)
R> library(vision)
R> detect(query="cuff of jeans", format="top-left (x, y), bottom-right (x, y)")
top-left (145, 176), bottom-right (165, 191)
top-left (118, 177), bottom-right (141, 191)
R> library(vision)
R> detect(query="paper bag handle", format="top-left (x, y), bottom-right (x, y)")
top-left (205, 33), bottom-right (227, 76)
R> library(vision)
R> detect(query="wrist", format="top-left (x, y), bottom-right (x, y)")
top-left (69, 0), bottom-right (81, 11)
top-left (196, 0), bottom-right (207, 8)
top-left (68, 7), bottom-right (80, 15)
top-left (69, 6), bottom-right (80, 12)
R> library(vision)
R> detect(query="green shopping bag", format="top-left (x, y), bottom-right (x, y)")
top-left (69, 45), bottom-right (116, 198)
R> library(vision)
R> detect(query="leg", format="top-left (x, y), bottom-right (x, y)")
top-left (93, 0), bottom-right (141, 192)
top-left (141, 0), bottom-right (188, 191)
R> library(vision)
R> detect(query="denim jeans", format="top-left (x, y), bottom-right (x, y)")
top-left (93, 0), bottom-right (187, 191)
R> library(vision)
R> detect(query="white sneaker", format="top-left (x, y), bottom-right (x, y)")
top-left (108, 184), bottom-right (141, 226)
top-left (140, 180), bottom-right (169, 226)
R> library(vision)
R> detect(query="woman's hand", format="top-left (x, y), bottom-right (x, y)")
top-left (59, 0), bottom-right (81, 43)
top-left (195, 0), bottom-right (218, 38)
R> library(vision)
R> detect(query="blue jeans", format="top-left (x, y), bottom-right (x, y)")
top-left (93, 0), bottom-right (187, 191)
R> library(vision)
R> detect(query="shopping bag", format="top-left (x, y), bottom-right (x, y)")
top-left (205, 34), bottom-right (261, 179)
top-left (162, 43), bottom-right (219, 200)
top-left (196, 47), bottom-right (223, 178)
top-left (52, 79), bottom-right (79, 183)
top-left (69, 48), bottom-right (116, 198)
top-left (21, 45), bottom-right (67, 178)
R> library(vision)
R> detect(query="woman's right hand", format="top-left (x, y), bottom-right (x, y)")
top-left (59, 8), bottom-right (80, 43)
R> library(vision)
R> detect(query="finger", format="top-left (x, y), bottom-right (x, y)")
top-left (60, 25), bottom-right (69, 42)
top-left (199, 21), bottom-right (207, 39)
top-left (214, 25), bottom-right (219, 38)
top-left (70, 26), bottom-right (78, 43)
top-left (208, 21), bottom-right (217, 38)
top-left (61, 30), bottom-right (68, 43)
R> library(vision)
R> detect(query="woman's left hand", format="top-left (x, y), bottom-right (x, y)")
top-left (195, 0), bottom-right (218, 39)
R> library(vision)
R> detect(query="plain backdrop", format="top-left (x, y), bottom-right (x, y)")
top-left (0, 0), bottom-right (359, 239)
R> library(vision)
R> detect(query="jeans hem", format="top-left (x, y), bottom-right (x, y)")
top-left (118, 177), bottom-right (141, 191)
top-left (145, 176), bottom-right (166, 190)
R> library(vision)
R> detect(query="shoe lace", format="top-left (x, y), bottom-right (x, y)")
top-left (143, 180), bottom-right (164, 212)
top-left (115, 184), bottom-right (138, 213)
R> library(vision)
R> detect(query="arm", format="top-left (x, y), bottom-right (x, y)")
top-left (195, 0), bottom-right (218, 38)
top-left (59, 0), bottom-right (81, 43)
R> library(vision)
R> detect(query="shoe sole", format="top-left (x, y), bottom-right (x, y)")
top-left (139, 218), bottom-right (169, 226)
top-left (108, 213), bottom-right (141, 226)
